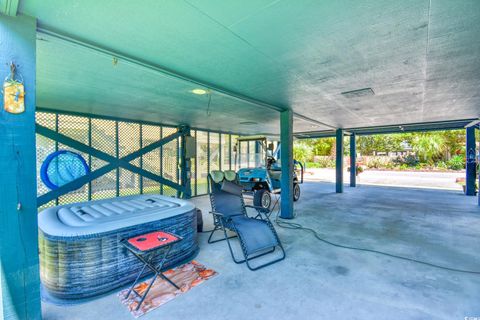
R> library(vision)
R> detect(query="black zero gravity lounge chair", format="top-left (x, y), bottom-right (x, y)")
top-left (207, 170), bottom-right (285, 270)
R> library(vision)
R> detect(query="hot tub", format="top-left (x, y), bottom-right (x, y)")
top-left (38, 194), bottom-right (198, 299)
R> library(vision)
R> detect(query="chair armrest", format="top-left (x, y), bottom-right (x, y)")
top-left (244, 205), bottom-right (271, 221)
top-left (209, 211), bottom-right (225, 217)
top-left (244, 205), bottom-right (270, 213)
top-left (209, 211), bottom-right (235, 223)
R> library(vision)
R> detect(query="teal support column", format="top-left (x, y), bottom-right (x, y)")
top-left (465, 127), bottom-right (476, 196)
top-left (180, 126), bottom-right (191, 199)
top-left (336, 129), bottom-right (344, 193)
top-left (0, 14), bottom-right (42, 320)
top-left (280, 109), bottom-right (294, 219)
top-left (350, 133), bottom-right (356, 187)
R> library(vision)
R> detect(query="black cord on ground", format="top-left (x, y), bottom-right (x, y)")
top-left (269, 194), bottom-right (480, 275)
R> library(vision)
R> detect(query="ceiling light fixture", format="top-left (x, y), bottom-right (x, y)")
top-left (191, 88), bottom-right (208, 95)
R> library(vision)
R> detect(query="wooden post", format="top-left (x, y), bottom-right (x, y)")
top-left (0, 14), bottom-right (42, 320)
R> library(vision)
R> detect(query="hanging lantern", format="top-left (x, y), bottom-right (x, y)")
top-left (3, 63), bottom-right (25, 114)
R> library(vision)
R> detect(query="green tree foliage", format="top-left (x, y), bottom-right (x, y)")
top-left (293, 141), bottom-right (313, 163)
top-left (296, 138), bottom-right (334, 156)
top-left (293, 129), bottom-right (468, 167)
top-left (410, 132), bottom-right (446, 163)
top-left (357, 134), bottom-right (409, 155)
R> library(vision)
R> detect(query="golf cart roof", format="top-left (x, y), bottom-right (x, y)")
top-left (236, 135), bottom-right (268, 142)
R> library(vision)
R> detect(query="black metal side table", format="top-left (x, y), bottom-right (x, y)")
top-left (121, 230), bottom-right (183, 311)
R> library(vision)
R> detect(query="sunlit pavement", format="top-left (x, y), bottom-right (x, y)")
top-left (305, 168), bottom-right (464, 191)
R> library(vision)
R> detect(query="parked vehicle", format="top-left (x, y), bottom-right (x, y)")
top-left (234, 136), bottom-right (303, 209)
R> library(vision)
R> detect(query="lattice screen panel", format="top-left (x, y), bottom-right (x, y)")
top-left (35, 112), bottom-right (57, 209)
top-left (162, 127), bottom-right (179, 197)
top-left (118, 122), bottom-right (141, 196)
top-left (196, 131), bottom-right (208, 195)
top-left (220, 134), bottom-right (230, 171)
top-left (191, 131), bottom-right (197, 196)
top-left (142, 125), bottom-right (161, 194)
top-left (91, 118), bottom-right (117, 200)
top-left (36, 111), bottom-right (241, 207)
top-left (57, 115), bottom-right (90, 205)
top-left (231, 135), bottom-right (239, 171)
top-left (209, 133), bottom-right (220, 175)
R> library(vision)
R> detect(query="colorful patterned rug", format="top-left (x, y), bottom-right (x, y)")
top-left (118, 261), bottom-right (217, 318)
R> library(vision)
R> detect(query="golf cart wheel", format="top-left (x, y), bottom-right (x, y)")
top-left (254, 189), bottom-right (272, 209)
top-left (293, 183), bottom-right (300, 201)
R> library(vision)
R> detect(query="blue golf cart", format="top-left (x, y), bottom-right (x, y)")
top-left (234, 136), bottom-right (303, 209)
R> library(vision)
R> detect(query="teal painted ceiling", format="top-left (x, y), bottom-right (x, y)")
top-left (18, 0), bottom-right (480, 134)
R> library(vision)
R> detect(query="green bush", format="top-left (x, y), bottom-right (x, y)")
top-left (310, 157), bottom-right (335, 168)
top-left (384, 162), bottom-right (395, 169)
top-left (436, 161), bottom-right (448, 170)
top-left (366, 158), bottom-right (383, 169)
top-left (293, 142), bottom-right (313, 163)
top-left (447, 155), bottom-right (464, 170)
top-left (392, 154), bottom-right (419, 167)
top-left (305, 162), bottom-right (322, 168)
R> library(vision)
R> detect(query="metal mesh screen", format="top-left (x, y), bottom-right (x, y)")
top-left (162, 127), bottom-right (178, 197)
top-left (36, 112), bottom-right (180, 207)
top-left (35, 111), bottom-right (240, 205)
top-left (209, 133), bottom-right (220, 174)
top-left (91, 118), bottom-right (117, 201)
top-left (191, 130), bottom-right (197, 196)
top-left (231, 135), bottom-right (239, 171)
top-left (35, 112), bottom-right (57, 209)
top-left (196, 131), bottom-right (208, 195)
top-left (142, 125), bottom-right (161, 194)
top-left (118, 122), bottom-right (141, 196)
top-left (57, 115), bottom-right (90, 205)
top-left (220, 134), bottom-right (230, 171)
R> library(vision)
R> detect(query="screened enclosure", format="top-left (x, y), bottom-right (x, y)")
top-left (35, 111), bottom-right (242, 208)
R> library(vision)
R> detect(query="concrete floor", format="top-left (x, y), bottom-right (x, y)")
top-left (42, 182), bottom-right (480, 320)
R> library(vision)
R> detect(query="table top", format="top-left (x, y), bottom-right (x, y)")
top-left (123, 231), bottom-right (181, 252)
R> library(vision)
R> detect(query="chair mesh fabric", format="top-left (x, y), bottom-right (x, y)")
top-left (210, 179), bottom-right (245, 218)
top-left (209, 173), bottom-right (278, 253)
top-left (221, 180), bottom-right (243, 196)
top-left (231, 216), bottom-right (278, 253)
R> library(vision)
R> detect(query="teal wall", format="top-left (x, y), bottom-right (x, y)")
top-left (0, 14), bottom-right (41, 320)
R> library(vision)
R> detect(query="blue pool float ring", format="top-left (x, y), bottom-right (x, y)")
top-left (40, 150), bottom-right (90, 190)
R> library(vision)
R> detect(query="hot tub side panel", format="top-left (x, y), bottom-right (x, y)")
top-left (39, 207), bottom-right (198, 299)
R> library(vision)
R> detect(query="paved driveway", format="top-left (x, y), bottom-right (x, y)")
top-left (305, 168), bottom-right (465, 190)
